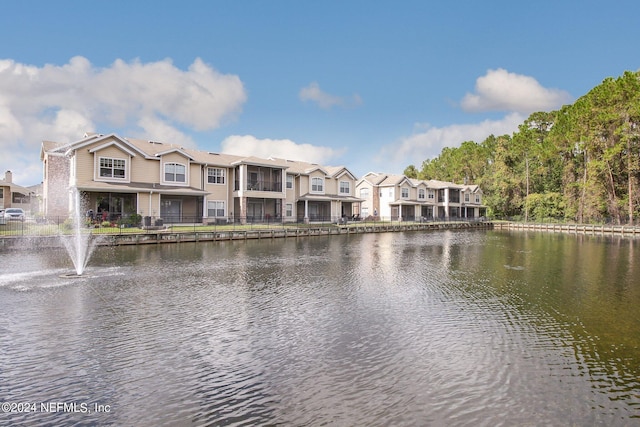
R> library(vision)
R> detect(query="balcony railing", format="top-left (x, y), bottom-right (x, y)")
top-left (234, 180), bottom-right (282, 192)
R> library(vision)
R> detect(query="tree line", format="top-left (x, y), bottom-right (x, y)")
top-left (404, 71), bottom-right (640, 224)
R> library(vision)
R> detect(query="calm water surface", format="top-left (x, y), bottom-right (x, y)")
top-left (1, 230), bottom-right (639, 426)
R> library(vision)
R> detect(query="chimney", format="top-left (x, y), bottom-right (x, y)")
top-left (4, 170), bottom-right (11, 183)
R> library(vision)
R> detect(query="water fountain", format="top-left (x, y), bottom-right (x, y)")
top-left (59, 187), bottom-right (100, 277)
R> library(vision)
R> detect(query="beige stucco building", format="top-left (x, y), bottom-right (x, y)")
top-left (41, 133), bottom-right (362, 224)
top-left (0, 170), bottom-right (37, 213)
top-left (356, 172), bottom-right (486, 221)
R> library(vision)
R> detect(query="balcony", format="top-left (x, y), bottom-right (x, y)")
top-left (437, 188), bottom-right (460, 203)
top-left (235, 179), bottom-right (282, 192)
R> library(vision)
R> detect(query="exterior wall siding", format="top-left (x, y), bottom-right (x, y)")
top-left (190, 163), bottom-right (201, 188)
top-left (324, 176), bottom-right (337, 194)
top-left (131, 157), bottom-right (159, 184)
top-left (299, 175), bottom-right (310, 195)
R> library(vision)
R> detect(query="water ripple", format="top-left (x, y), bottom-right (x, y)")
top-left (1, 232), bottom-right (639, 425)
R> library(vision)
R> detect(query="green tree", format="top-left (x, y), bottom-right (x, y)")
top-left (526, 192), bottom-right (565, 221)
top-left (480, 134), bottom-right (524, 218)
top-left (403, 164), bottom-right (419, 178)
top-left (406, 71), bottom-right (640, 223)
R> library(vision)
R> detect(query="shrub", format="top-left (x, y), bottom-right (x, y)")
top-left (62, 218), bottom-right (74, 230)
top-left (127, 213), bottom-right (142, 226)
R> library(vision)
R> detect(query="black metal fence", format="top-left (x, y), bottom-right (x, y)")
top-left (0, 215), bottom-right (490, 237)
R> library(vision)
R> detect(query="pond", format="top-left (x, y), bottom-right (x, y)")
top-left (1, 230), bottom-right (639, 426)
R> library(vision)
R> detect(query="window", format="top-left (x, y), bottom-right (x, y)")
top-left (286, 174), bottom-right (293, 189)
top-left (99, 157), bottom-right (126, 179)
top-left (12, 193), bottom-right (29, 204)
top-left (311, 177), bottom-right (324, 192)
top-left (428, 190), bottom-right (434, 200)
top-left (165, 163), bottom-right (186, 183)
top-left (475, 195), bottom-right (480, 203)
top-left (418, 189), bottom-right (425, 200)
top-left (207, 200), bottom-right (225, 217)
top-left (360, 188), bottom-right (369, 198)
top-left (286, 203), bottom-right (293, 217)
top-left (401, 187), bottom-right (409, 199)
top-left (465, 193), bottom-right (470, 202)
top-left (207, 168), bottom-right (225, 184)
top-left (339, 181), bottom-right (350, 194)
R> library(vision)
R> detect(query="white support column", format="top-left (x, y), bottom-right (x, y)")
top-left (281, 169), bottom-right (286, 196)
top-left (304, 199), bottom-right (309, 223)
top-left (444, 188), bottom-right (450, 220)
top-left (238, 166), bottom-right (247, 224)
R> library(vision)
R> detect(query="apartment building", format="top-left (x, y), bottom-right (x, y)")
top-left (41, 133), bottom-right (362, 223)
top-left (356, 172), bottom-right (486, 221)
top-left (0, 170), bottom-right (37, 213)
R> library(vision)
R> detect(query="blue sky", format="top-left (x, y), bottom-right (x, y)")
top-left (1, 0), bottom-right (640, 186)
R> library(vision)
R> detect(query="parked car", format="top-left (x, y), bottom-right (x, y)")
top-left (4, 208), bottom-right (25, 221)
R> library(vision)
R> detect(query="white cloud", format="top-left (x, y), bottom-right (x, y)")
top-left (372, 68), bottom-right (575, 175)
top-left (221, 135), bottom-right (344, 164)
top-left (0, 56), bottom-right (246, 185)
top-left (460, 68), bottom-right (572, 114)
top-left (135, 116), bottom-right (196, 149)
top-left (299, 82), bottom-right (362, 109)
top-left (376, 112), bottom-right (525, 173)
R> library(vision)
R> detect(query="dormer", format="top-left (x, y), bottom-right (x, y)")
top-left (415, 181), bottom-right (428, 201)
top-left (464, 185), bottom-right (482, 204)
top-left (308, 167), bottom-right (328, 195)
top-left (88, 140), bottom-right (139, 183)
top-left (156, 148), bottom-right (194, 186)
top-left (397, 176), bottom-right (414, 200)
top-left (329, 167), bottom-right (357, 197)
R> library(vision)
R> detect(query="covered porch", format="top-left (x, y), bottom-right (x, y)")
top-left (390, 201), bottom-right (419, 221)
top-left (79, 182), bottom-right (208, 225)
top-left (297, 194), bottom-right (363, 223)
top-left (420, 204), bottom-right (434, 221)
top-left (234, 197), bottom-right (283, 223)
top-left (159, 195), bottom-right (204, 224)
top-left (89, 191), bottom-right (138, 223)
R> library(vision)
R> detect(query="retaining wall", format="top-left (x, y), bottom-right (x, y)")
top-left (0, 221), bottom-right (493, 249)
top-left (493, 222), bottom-right (640, 236)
